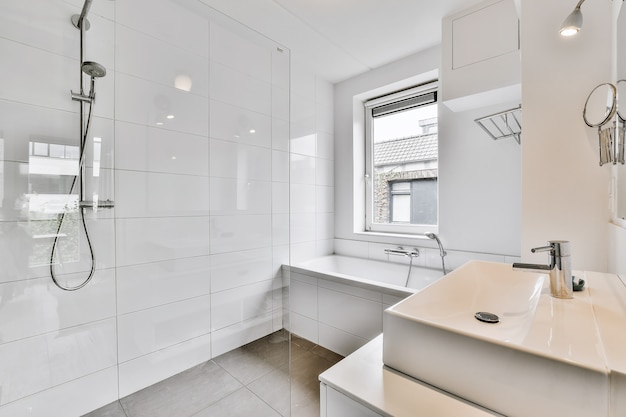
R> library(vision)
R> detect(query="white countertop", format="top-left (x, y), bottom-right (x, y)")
top-left (319, 335), bottom-right (503, 417)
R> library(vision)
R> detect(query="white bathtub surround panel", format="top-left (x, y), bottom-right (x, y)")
top-left (117, 295), bottom-right (211, 363)
top-left (290, 312), bottom-right (319, 344)
top-left (116, 170), bottom-right (210, 218)
top-left (115, 121), bottom-right (208, 176)
top-left (0, 101), bottom-right (114, 168)
top-left (116, 24), bottom-right (209, 97)
top-left (116, 217), bottom-right (210, 267)
top-left (318, 287), bottom-right (383, 340)
top-left (118, 334), bottom-right (211, 398)
top-left (0, 268), bottom-right (115, 344)
top-left (0, 367), bottom-right (118, 417)
top-left (115, 73), bottom-right (209, 137)
top-left (117, 256), bottom-right (211, 315)
top-left (210, 280), bottom-right (274, 331)
top-left (272, 118), bottom-right (290, 151)
top-left (210, 62), bottom-right (272, 116)
top-left (290, 184), bottom-right (316, 214)
top-left (290, 154), bottom-right (316, 185)
top-left (317, 277), bottom-right (382, 303)
top-left (209, 214), bottom-right (271, 254)
top-left (211, 310), bottom-right (275, 358)
top-left (210, 247), bottom-right (273, 293)
top-left (209, 139), bottom-right (271, 181)
top-left (209, 177), bottom-right (271, 216)
top-left (210, 100), bottom-right (272, 148)
top-left (318, 323), bottom-right (369, 358)
top-left (210, 22), bottom-right (271, 83)
top-left (272, 213), bottom-right (290, 246)
top-left (0, 318), bottom-right (116, 405)
top-left (0, 218), bottom-right (116, 284)
top-left (290, 273), bottom-right (318, 320)
top-left (115, 0), bottom-right (209, 58)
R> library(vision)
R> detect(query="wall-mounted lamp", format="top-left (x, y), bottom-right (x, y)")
top-left (560, 0), bottom-right (586, 36)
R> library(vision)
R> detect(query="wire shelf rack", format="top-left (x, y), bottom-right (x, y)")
top-left (474, 106), bottom-right (522, 144)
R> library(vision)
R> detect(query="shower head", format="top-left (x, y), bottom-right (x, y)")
top-left (82, 61), bottom-right (106, 78)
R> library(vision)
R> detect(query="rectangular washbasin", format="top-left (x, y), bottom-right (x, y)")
top-left (383, 260), bottom-right (609, 417)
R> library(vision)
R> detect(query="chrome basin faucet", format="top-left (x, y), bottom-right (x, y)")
top-left (512, 240), bottom-right (573, 299)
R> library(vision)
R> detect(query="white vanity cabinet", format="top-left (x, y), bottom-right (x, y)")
top-left (441, 0), bottom-right (520, 111)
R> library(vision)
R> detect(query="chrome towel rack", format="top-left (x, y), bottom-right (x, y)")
top-left (474, 106), bottom-right (522, 144)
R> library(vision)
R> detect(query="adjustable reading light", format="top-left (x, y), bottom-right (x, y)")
top-left (560, 0), bottom-right (586, 36)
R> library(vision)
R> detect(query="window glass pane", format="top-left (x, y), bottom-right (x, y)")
top-left (370, 99), bottom-right (438, 229)
top-left (49, 144), bottom-right (65, 158)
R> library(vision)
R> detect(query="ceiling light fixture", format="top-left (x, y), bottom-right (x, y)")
top-left (559, 0), bottom-right (586, 37)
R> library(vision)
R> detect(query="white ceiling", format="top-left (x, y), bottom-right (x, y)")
top-left (201, 0), bottom-right (487, 83)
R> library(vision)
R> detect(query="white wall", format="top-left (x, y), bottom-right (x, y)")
top-left (334, 45), bottom-right (521, 259)
top-left (521, 0), bottom-right (612, 271)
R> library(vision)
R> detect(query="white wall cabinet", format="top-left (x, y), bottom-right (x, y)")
top-left (441, 0), bottom-right (520, 111)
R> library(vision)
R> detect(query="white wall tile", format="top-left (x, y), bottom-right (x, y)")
top-left (290, 184), bottom-right (316, 214)
top-left (272, 118), bottom-right (290, 151)
top-left (209, 214), bottom-right (271, 254)
top-left (0, 367), bottom-right (117, 417)
top-left (116, 170), bottom-right (210, 218)
top-left (316, 158), bottom-right (334, 187)
top-left (316, 185), bottom-right (334, 213)
top-left (210, 62), bottom-right (272, 116)
top-left (316, 131), bottom-right (334, 161)
top-left (210, 280), bottom-right (274, 331)
top-left (210, 100), bottom-right (272, 148)
top-left (209, 177), bottom-right (271, 216)
top-left (0, 319), bottom-right (116, 405)
top-left (116, 73), bottom-right (209, 136)
top-left (118, 334), bottom-right (211, 398)
top-left (117, 256), bottom-right (211, 314)
top-left (116, 217), bottom-right (210, 266)
top-left (118, 295), bottom-right (211, 362)
top-left (210, 247), bottom-right (273, 293)
top-left (272, 182), bottom-right (289, 214)
top-left (316, 212), bottom-right (334, 241)
top-left (210, 22), bottom-right (271, 83)
top-left (289, 242), bottom-right (317, 264)
top-left (290, 154), bottom-right (315, 185)
top-left (115, 121), bottom-right (209, 176)
top-left (116, 24), bottom-right (209, 96)
top-left (0, 268), bottom-right (115, 344)
top-left (291, 213), bottom-right (316, 243)
top-left (210, 311), bottom-right (274, 357)
top-left (316, 239), bottom-right (334, 257)
top-left (272, 150), bottom-right (289, 183)
top-left (116, 0), bottom-right (209, 58)
top-left (271, 47), bottom-right (290, 89)
top-left (333, 239), bottom-right (370, 258)
top-left (210, 139), bottom-right (271, 181)
top-left (272, 213), bottom-right (290, 246)
top-left (272, 85), bottom-right (290, 121)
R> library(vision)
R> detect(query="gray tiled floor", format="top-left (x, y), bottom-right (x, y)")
top-left (83, 331), bottom-right (343, 417)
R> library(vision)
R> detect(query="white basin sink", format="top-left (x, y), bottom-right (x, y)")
top-left (383, 260), bottom-right (609, 417)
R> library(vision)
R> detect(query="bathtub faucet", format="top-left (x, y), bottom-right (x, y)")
top-left (384, 246), bottom-right (419, 287)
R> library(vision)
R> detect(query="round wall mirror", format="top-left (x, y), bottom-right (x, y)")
top-left (617, 80), bottom-right (626, 121)
top-left (583, 83), bottom-right (617, 127)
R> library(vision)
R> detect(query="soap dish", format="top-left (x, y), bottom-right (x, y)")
top-left (572, 276), bottom-right (585, 292)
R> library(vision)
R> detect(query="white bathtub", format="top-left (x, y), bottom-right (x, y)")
top-left (286, 255), bottom-right (445, 356)
top-left (290, 255), bottom-right (444, 295)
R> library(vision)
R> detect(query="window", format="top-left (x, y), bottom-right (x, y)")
top-left (364, 82), bottom-right (438, 234)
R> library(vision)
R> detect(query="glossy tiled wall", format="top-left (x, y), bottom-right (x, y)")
top-left (0, 0), bottom-right (333, 415)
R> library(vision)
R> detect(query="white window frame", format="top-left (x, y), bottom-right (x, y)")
top-left (364, 81), bottom-right (439, 235)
